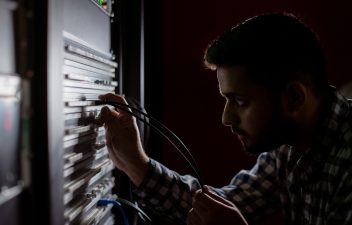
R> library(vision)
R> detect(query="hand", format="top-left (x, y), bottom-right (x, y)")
top-left (187, 186), bottom-right (248, 225)
top-left (96, 93), bottom-right (149, 186)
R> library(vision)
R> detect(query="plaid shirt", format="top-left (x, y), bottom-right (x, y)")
top-left (134, 88), bottom-right (352, 225)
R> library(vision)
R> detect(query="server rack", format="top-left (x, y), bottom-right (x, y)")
top-left (0, 1), bottom-right (23, 225)
top-left (32, 0), bottom-right (117, 224)
top-left (0, 0), bottom-right (145, 224)
top-left (28, 0), bottom-right (145, 224)
top-left (61, 0), bottom-right (117, 224)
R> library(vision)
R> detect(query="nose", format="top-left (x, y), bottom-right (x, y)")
top-left (222, 102), bottom-right (239, 127)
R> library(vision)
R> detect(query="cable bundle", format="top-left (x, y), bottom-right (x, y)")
top-left (95, 100), bottom-right (204, 189)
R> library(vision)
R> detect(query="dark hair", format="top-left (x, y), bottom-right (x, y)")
top-left (204, 13), bottom-right (328, 94)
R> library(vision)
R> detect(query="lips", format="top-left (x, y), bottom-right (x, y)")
top-left (231, 126), bottom-right (247, 136)
top-left (230, 127), bottom-right (248, 147)
top-left (235, 132), bottom-right (247, 150)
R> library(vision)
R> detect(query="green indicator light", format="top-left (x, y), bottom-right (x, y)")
top-left (98, 0), bottom-right (103, 5)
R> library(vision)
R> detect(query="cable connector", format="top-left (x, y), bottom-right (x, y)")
top-left (97, 199), bottom-right (118, 207)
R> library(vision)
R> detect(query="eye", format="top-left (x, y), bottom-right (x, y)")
top-left (221, 93), bottom-right (249, 108)
top-left (235, 98), bottom-right (246, 106)
top-left (229, 97), bottom-right (248, 107)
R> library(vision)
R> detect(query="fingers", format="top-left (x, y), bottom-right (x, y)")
top-left (104, 127), bottom-right (113, 150)
top-left (202, 185), bottom-right (235, 207)
top-left (189, 187), bottom-right (248, 225)
top-left (187, 208), bottom-right (203, 225)
top-left (99, 93), bottom-right (132, 113)
top-left (95, 106), bottom-right (119, 126)
top-left (192, 189), bottom-right (211, 215)
top-left (188, 188), bottom-right (228, 225)
top-left (192, 186), bottom-right (235, 215)
top-left (193, 187), bottom-right (219, 208)
top-left (99, 93), bottom-right (126, 103)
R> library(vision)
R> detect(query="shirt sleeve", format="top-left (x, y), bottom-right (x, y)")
top-left (134, 151), bottom-right (282, 223)
top-left (327, 172), bottom-right (352, 224)
top-left (134, 159), bottom-right (201, 223)
top-left (214, 151), bottom-right (282, 221)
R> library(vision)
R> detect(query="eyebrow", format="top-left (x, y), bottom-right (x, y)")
top-left (219, 92), bottom-right (244, 98)
top-left (218, 84), bottom-right (247, 98)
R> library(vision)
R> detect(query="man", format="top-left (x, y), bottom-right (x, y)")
top-left (97, 13), bottom-right (352, 225)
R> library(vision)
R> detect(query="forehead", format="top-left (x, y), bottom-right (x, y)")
top-left (216, 66), bottom-right (253, 95)
top-left (216, 66), bottom-right (274, 99)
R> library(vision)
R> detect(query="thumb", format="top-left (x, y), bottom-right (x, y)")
top-left (99, 93), bottom-right (132, 116)
top-left (203, 185), bottom-right (235, 208)
top-left (95, 106), bottom-right (119, 126)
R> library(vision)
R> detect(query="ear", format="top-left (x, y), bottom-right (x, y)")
top-left (282, 81), bottom-right (308, 114)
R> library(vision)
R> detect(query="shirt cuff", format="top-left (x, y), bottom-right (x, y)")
top-left (133, 158), bottom-right (163, 199)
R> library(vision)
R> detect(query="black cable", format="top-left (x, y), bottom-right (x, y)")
top-left (109, 101), bottom-right (201, 183)
top-left (95, 100), bottom-right (204, 189)
top-left (104, 101), bottom-right (203, 188)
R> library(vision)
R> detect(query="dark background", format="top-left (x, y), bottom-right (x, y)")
top-left (143, 1), bottom-right (352, 224)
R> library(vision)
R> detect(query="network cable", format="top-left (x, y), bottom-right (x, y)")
top-left (114, 195), bottom-right (152, 224)
top-left (97, 196), bottom-right (152, 225)
top-left (95, 100), bottom-right (204, 189)
top-left (97, 198), bottom-right (130, 225)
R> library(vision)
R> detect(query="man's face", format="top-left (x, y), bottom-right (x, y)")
top-left (217, 66), bottom-right (290, 154)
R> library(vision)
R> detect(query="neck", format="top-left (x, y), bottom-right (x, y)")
top-left (291, 90), bottom-right (331, 153)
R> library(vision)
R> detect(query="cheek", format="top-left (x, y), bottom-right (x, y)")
top-left (241, 106), bottom-right (276, 138)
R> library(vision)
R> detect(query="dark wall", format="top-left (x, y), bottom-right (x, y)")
top-left (144, 1), bottom-right (352, 224)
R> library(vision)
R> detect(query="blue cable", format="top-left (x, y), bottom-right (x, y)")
top-left (97, 199), bottom-right (130, 225)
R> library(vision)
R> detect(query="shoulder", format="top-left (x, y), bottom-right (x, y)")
top-left (325, 114), bottom-right (352, 180)
top-left (249, 145), bottom-right (291, 177)
top-left (335, 101), bottom-right (352, 162)
top-left (332, 97), bottom-right (352, 161)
